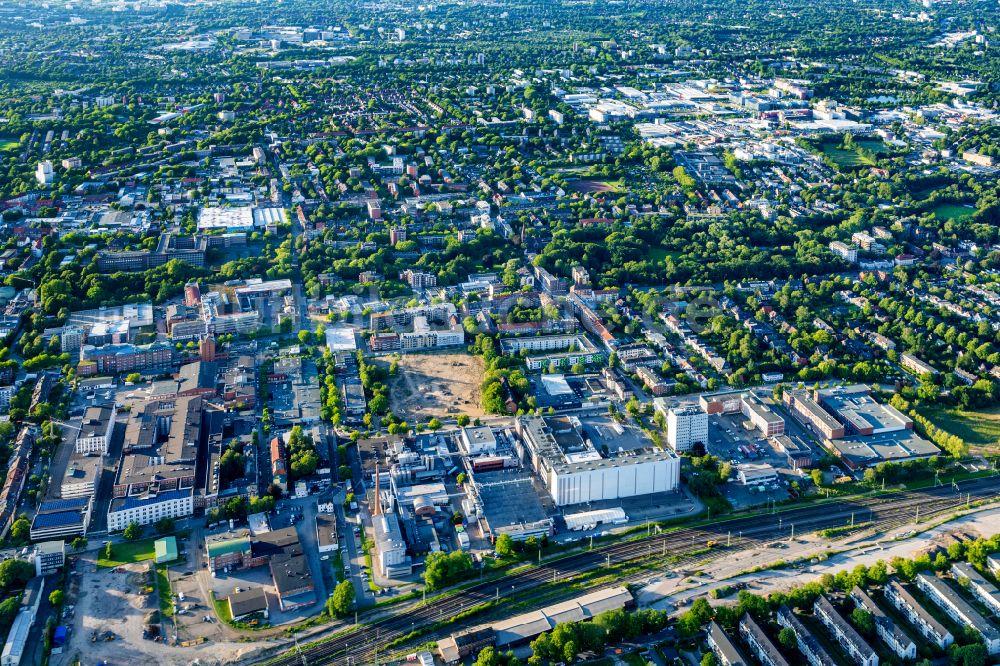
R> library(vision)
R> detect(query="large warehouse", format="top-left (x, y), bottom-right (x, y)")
top-left (515, 415), bottom-right (680, 506)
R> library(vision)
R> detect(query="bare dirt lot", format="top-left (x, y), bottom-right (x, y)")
top-left (62, 558), bottom-right (257, 666)
top-left (380, 351), bottom-right (486, 421)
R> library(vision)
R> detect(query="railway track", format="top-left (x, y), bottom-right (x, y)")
top-left (260, 475), bottom-right (1000, 666)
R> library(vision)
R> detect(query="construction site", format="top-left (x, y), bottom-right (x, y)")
top-left (381, 351), bottom-right (486, 421)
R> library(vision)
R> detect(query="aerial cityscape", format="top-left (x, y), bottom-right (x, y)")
top-left (1, 0), bottom-right (1000, 665)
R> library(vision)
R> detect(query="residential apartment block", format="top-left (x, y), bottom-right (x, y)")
top-left (883, 580), bottom-right (953, 650)
top-left (915, 573), bottom-right (1000, 654)
top-left (776, 605), bottom-right (838, 666)
top-left (707, 621), bottom-right (748, 666)
top-left (739, 614), bottom-right (790, 666)
top-left (814, 595), bottom-right (878, 666)
top-left (849, 586), bottom-right (916, 660)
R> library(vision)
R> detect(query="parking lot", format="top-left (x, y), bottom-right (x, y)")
top-left (704, 407), bottom-right (796, 508)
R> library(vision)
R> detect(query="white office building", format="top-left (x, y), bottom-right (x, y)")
top-left (107, 489), bottom-right (194, 532)
top-left (666, 406), bottom-right (708, 452)
top-left (75, 404), bottom-right (117, 454)
top-left (35, 161), bottom-right (54, 186)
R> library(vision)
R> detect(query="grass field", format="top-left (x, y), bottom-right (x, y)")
top-left (821, 144), bottom-right (875, 168)
top-left (569, 178), bottom-right (624, 193)
top-left (212, 592), bottom-right (233, 623)
top-left (0, 138), bottom-right (17, 153)
top-left (97, 538), bottom-right (157, 568)
top-left (819, 139), bottom-right (890, 169)
top-left (927, 406), bottom-right (1000, 451)
top-left (930, 202), bottom-right (975, 221)
top-left (156, 566), bottom-right (173, 617)
top-left (648, 247), bottom-right (680, 264)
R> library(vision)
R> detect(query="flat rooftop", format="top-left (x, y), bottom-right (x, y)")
top-left (786, 389), bottom-right (842, 431)
top-left (828, 430), bottom-right (939, 468)
top-left (742, 393), bottom-right (783, 425)
top-left (119, 396), bottom-right (202, 486)
top-left (519, 415), bottom-right (676, 474)
top-left (62, 450), bottom-right (101, 487)
top-left (579, 416), bottom-right (654, 454)
top-left (475, 471), bottom-right (550, 533)
top-left (818, 385), bottom-right (909, 433)
top-left (78, 405), bottom-right (115, 440)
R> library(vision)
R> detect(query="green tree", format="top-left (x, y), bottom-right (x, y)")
top-left (423, 551), bottom-right (473, 590)
top-left (154, 517), bottom-right (176, 535)
top-left (495, 533), bottom-right (516, 558)
top-left (701, 653), bottom-right (718, 666)
top-left (123, 521), bottom-right (143, 541)
top-left (8, 519), bottom-right (29, 545)
top-left (950, 643), bottom-right (987, 666)
top-left (810, 469), bottom-right (824, 487)
top-left (48, 590), bottom-right (64, 607)
top-left (850, 608), bottom-right (875, 637)
top-left (0, 560), bottom-right (34, 592)
top-left (327, 580), bottom-right (355, 617)
top-left (125, 373), bottom-right (142, 384)
top-left (777, 627), bottom-right (797, 649)
top-left (0, 597), bottom-right (18, 637)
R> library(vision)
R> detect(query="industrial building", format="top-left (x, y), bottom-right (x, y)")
top-left (30, 497), bottom-right (92, 541)
top-left (74, 404), bottom-right (117, 454)
top-left (33, 540), bottom-right (66, 576)
top-left (784, 385), bottom-right (938, 467)
top-left (515, 415), bottom-right (680, 506)
top-left (740, 393), bottom-right (785, 436)
top-left (771, 435), bottom-right (813, 469)
top-left (437, 628), bottom-right (497, 664)
top-left (155, 536), bottom-right (178, 564)
top-left (470, 470), bottom-right (553, 542)
top-left (371, 471), bottom-right (411, 577)
top-left (228, 588), bottom-right (269, 622)
top-left (316, 513), bottom-right (339, 554)
top-left (438, 588), bottom-right (632, 662)
top-left (59, 452), bottom-right (101, 500)
top-left (270, 552), bottom-right (315, 611)
top-left (735, 463), bottom-right (778, 486)
top-left (783, 389), bottom-right (845, 440)
top-left (493, 586), bottom-right (632, 648)
top-left (107, 396), bottom-right (203, 532)
top-left (814, 385), bottom-right (912, 436)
